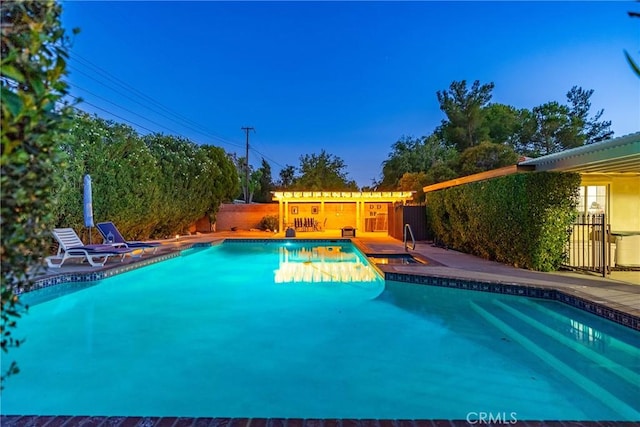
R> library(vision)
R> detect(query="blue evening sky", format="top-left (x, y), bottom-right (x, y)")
top-left (61, 1), bottom-right (639, 188)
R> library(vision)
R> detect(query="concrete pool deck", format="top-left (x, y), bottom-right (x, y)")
top-left (352, 233), bottom-right (640, 322)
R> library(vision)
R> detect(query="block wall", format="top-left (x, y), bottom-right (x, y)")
top-left (213, 203), bottom-right (279, 231)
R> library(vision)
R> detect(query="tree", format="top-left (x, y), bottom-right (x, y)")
top-left (518, 87), bottom-right (612, 157)
top-left (234, 156), bottom-right (263, 203)
top-left (379, 134), bottom-right (458, 189)
top-left (253, 158), bottom-right (274, 203)
top-left (397, 172), bottom-right (430, 203)
top-left (458, 142), bottom-right (519, 176)
top-left (436, 80), bottom-right (495, 151)
top-left (292, 149), bottom-right (358, 191)
top-left (526, 101), bottom-right (576, 156)
top-left (247, 169), bottom-right (262, 203)
top-left (278, 164), bottom-right (296, 189)
top-left (424, 162), bottom-right (459, 186)
top-left (482, 103), bottom-right (537, 149)
top-left (566, 86), bottom-right (613, 143)
top-left (201, 145), bottom-right (239, 228)
top-left (379, 136), bottom-right (423, 189)
top-left (1, 0), bottom-right (77, 387)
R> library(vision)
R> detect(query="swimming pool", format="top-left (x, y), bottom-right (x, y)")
top-left (2, 241), bottom-right (639, 420)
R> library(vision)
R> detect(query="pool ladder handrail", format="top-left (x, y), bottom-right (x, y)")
top-left (404, 223), bottom-right (416, 252)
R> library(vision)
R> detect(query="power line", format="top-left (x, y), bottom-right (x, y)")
top-left (68, 52), bottom-right (252, 150)
top-left (69, 96), bottom-right (158, 135)
top-left (250, 146), bottom-right (286, 169)
top-left (69, 84), bottom-right (196, 138)
top-left (72, 89), bottom-right (286, 170)
top-left (67, 64), bottom-right (245, 151)
top-left (69, 53), bottom-right (216, 137)
top-left (66, 51), bottom-right (288, 169)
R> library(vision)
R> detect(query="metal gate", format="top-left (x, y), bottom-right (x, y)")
top-left (564, 213), bottom-right (612, 277)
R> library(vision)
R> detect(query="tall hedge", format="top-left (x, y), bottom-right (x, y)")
top-left (426, 172), bottom-right (581, 271)
top-left (52, 114), bottom-right (161, 240)
top-left (51, 113), bottom-right (240, 240)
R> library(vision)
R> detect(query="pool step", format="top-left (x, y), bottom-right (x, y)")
top-left (469, 301), bottom-right (640, 420)
top-left (520, 298), bottom-right (640, 357)
top-left (491, 299), bottom-right (640, 388)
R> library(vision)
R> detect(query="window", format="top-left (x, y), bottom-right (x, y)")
top-left (577, 185), bottom-right (607, 214)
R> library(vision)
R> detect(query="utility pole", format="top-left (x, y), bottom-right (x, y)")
top-left (241, 126), bottom-right (255, 204)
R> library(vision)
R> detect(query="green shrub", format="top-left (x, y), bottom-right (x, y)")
top-left (1, 0), bottom-right (76, 387)
top-left (50, 115), bottom-right (239, 240)
top-left (259, 215), bottom-right (279, 232)
top-left (426, 172), bottom-right (580, 271)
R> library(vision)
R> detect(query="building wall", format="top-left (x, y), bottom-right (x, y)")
top-left (284, 202), bottom-right (358, 230)
top-left (611, 176), bottom-right (640, 232)
top-left (199, 201), bottom-right (395, 233)
top-left (581, 174), bottom-right (640, 232)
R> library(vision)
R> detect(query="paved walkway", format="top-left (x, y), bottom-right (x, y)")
top-left (32, 229), bottom-right (640, 321)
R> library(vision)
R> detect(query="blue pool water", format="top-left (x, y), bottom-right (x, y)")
top-left (2, 241), bottom-right (639, 420)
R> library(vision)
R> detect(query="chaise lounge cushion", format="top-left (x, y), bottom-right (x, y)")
top-left (96, 222), bottom-right (161, 255)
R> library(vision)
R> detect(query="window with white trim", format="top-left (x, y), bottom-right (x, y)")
top-left (577, 185), bottom-right (607, 214)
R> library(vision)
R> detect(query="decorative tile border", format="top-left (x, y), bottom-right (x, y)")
top-left (17, 239), bottom-right (349, 300)
top-left (386, 272), bottom-right (640, 332)
top-left (20, 251), bottom-right (181, 296)
top-left (1, 416), bottom-right (637, 427)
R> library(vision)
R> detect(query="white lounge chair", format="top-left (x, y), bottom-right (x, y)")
top-left (45, 228), bottom-right (134, 268)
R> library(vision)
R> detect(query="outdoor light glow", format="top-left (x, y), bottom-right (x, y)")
top-left (273, 246), bottom-right (379, 283)
top-left (270, 191), bottom-right (415, 201)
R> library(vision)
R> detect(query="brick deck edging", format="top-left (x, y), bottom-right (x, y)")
top-left (0, 416), bottom-right (637, 427)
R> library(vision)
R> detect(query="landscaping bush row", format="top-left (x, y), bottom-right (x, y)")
top-left (51, 113), bottom-right (240, 240)
top-left (426, 172), bottom-right (581, 271)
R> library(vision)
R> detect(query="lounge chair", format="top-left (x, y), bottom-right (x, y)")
top-left (96, 222), bottom-right (161, 255)
top-left (46, 228), bottom-right (135, 268)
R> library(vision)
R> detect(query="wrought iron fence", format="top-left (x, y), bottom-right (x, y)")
top-left (563, 213), bottom-right (612, 277)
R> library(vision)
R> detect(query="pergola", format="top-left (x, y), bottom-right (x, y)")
top-left (271, 191), bottom-right (415, 233)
